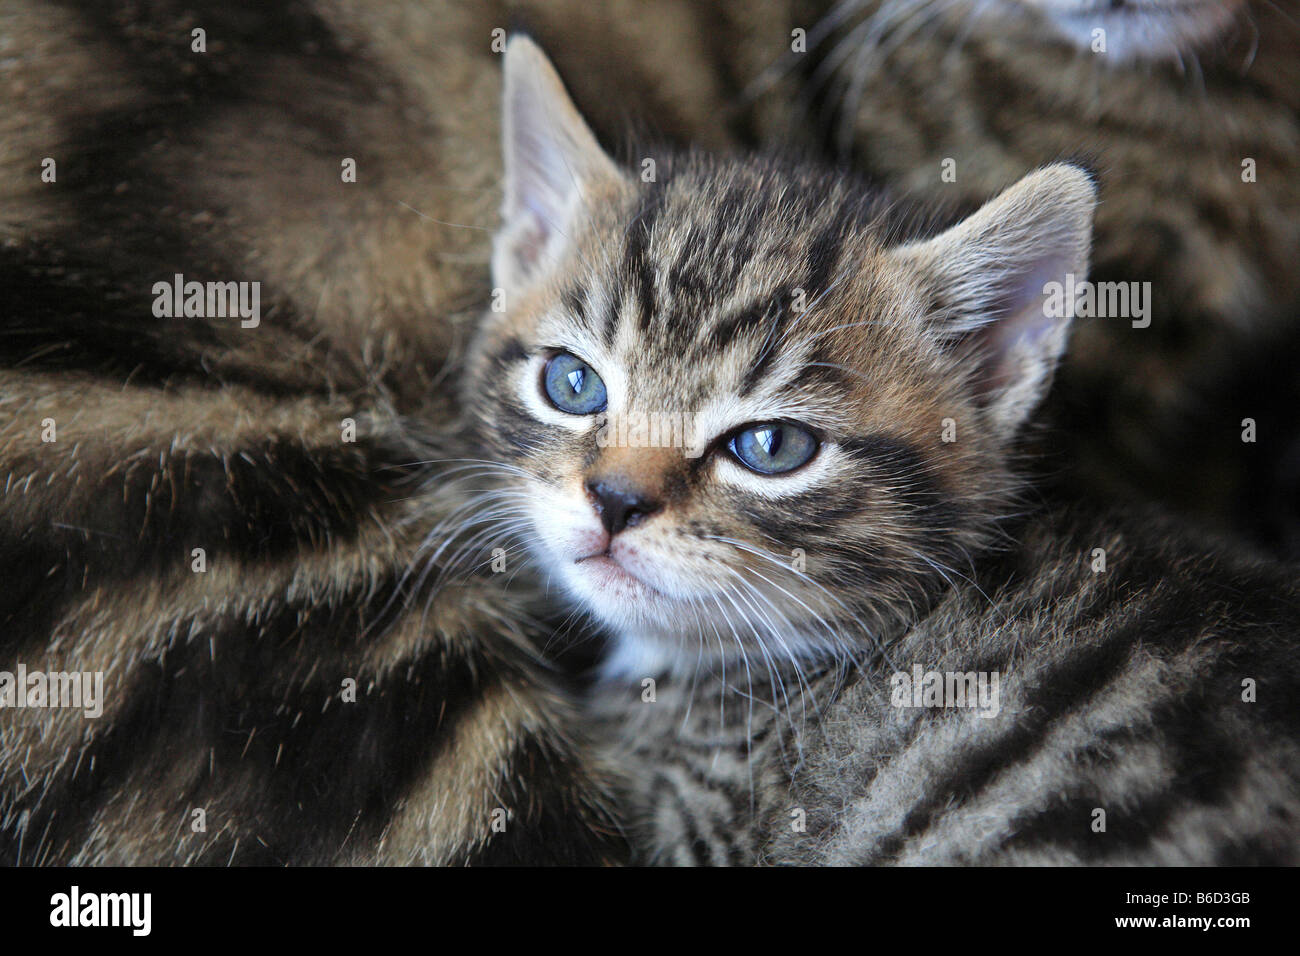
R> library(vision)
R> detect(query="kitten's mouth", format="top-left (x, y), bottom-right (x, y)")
top-left (574, 549), bottom-right (664, 598)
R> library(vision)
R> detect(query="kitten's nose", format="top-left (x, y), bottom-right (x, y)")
top-left (585, 478), bottom-right (662, 535)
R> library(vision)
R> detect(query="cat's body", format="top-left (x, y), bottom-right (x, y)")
top-left (470, 38), bottom-right (1300, 867)
top-left (602, 503), bottom-right (1300, 865)
top-left (741, 0), bottom-right (1300, 554)
top-left (0, 0), bottom-right (701, 865)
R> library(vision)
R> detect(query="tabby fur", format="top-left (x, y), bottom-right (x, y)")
top-left (740, 0), bottom-right (1300, 553)
top-left (0, 0), bottom-right (695, 865)
top-left (602, 503), bottom-right (1300, 865)
top-left (468, 37), bottom-right (1300, 866)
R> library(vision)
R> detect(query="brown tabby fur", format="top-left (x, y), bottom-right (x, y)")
top-left (467, 37), bottom-right (1300, 867)
top-left (5, 0), bottom-right (1299, 866)
top-left (601, 503), bottom-right (1300, 865)
top-left (0, 0), bottom-right (743, 864)
top-left (735, 0), bottom-right (1300, 552)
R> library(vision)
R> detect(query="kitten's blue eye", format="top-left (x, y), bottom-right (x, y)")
top-left (728, 423), bottom-right (818, 475)
top-left (542, 352), bottom-right (607, 415)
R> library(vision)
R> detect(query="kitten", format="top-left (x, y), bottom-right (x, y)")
top-left (742, 0), bottom-right (1300, 555)
top-left (467, 36), bottom-right (1300, 864)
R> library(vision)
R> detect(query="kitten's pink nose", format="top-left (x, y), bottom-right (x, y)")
top-left (584, 478), bottom-right (662, 536)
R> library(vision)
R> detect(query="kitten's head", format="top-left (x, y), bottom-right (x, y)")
top-left (997, 0), bottom-right (1248, 60)
top-left (465, 37), bottom-right (1094, 675)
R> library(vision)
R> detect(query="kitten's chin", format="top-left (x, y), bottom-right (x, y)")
top-left (556, 552), bottom-right (682, 628)
top-left (538, 540), bottom-right (846, 678)
top-left (549, 551), bottom-right (713, 676)
top-left (597, 632), bottom-right (696, 681)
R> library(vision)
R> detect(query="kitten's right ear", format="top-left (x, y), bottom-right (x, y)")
top-left (493, 36), bottom-right (623, 293)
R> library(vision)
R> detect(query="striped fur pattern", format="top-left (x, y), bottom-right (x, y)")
top-left (750, 0), bottom-right (1300, 551)
top-left (469, 40), bottom-right (1300, 865)
top-left (471, 149), bottom-right (1025, 673)
top-left (470, 39), bottom-right (1100, 678)
top-left (0, 0), bottom-right (656, 865)
top-left (602, 506), bottom-right (1300, 865)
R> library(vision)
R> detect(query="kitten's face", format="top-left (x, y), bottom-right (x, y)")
top-left (466, 40), bottom-right (1094, 673)
top-left (998, 0), bottom-right (1248, 60)
top-left (472, 162), bottom-right (999, 669)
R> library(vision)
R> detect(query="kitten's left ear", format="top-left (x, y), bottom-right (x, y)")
top-left (890, 164), bottom-right (1097, 440)
top-left (493, 36), bottom-right (624, 293)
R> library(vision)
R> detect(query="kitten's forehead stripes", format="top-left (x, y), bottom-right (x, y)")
top-left (738, 292), bottom-right (795, 398)
top-left (599, 157), bottom-right (882, 404)
top-left (560, 287), bottom-right (594, 338)
top-left (621, 175), bottom-right (669, 341)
